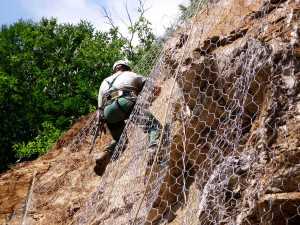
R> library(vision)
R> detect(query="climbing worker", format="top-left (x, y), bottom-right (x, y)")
top-left (94, 60), bottom-right (162, 176)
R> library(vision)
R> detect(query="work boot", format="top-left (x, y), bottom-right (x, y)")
top-left (94, 151), bottom-right (111, 176)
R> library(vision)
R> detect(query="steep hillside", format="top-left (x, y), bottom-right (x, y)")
top-left (1, 0), bottom-right (300, 224)
top-left (0, 113), bottom-right (113, 224)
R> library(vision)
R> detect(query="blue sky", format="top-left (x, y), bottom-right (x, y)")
top-left (0, 0), bottom-right (184, 36)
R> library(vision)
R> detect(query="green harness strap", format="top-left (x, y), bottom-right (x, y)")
top-left (106, 72), bottom-right (123, 90)
top-left (105, 72), bottom-right (130, 116)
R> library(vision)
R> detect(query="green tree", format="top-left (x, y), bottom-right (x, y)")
top-left (179, 0), bottom-right (202, 21)
top-left (0, 0), bottom-right (158, 173)
top-left (0, 18), bottom-right (127, 172)
top-left (101, 0), bottom-right (156, 65)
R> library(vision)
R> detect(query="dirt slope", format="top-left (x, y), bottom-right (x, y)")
top-left (0, 113), bottom-right (113, 224)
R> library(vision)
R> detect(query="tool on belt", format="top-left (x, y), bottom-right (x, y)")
top-left (89, 111), bottom-right (106, 154)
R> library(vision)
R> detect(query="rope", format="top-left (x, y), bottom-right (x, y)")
top-left (22, 171), bottom-right (37, 225)
top-left (131, 1), bottom-right (203, 223)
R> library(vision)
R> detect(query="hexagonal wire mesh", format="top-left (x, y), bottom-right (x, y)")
top-left (7, 0), bottom-right (300, 224)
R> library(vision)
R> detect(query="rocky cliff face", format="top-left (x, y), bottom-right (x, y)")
top-left (152, 0), bottom-right (300, 224)
top-left (1, 0), bottom-right (299, 224)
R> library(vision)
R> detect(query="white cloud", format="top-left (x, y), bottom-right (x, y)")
top-left (101, 0), bottom-right (183, 36)
top-left (20, 0), bottom-right (184, 36)
top-left (21, 0), bottom-right (110, 31)
top-left (144, 0), bottom-right (183, 35)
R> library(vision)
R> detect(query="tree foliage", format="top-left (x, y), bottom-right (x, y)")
top-left (179, 0), bottom-right (202, 20)
top-left (0, 0), bottom-right (159, 173)
top-left (0, 18), bottom-right (148, 172)
top-left (101, 0), bottom-right (156, 65)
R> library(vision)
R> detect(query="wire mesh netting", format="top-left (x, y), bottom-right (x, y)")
top-left (6, 0), bottom-right (300, 224)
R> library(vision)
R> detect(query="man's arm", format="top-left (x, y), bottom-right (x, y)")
top-left (98, 85), bottom-right (104, 109)
top-left (136, 74), bottom-right (161, 103)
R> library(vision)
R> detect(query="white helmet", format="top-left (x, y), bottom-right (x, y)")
top-left (113, 60), bottom-right (131, 71)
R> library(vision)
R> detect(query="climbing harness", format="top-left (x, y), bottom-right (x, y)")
top-left (102, 90), bottom-right (136, 107)
top-left (102, 72), bottom-right (137, 108)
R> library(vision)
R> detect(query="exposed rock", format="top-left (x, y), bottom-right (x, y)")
top-left (259, 192), bottom-right (300, 225)
top-left (1, 0), bottom-right (300, 224)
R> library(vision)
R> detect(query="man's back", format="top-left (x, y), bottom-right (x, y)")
top-left (98, 71), bottom-right (146, 108)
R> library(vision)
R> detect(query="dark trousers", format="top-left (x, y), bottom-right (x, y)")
top-left (103, 97), bottom-right (161, 155)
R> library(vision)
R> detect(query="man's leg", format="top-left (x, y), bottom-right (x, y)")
top-left (94, 121), bottom-right (125, 176)
top-left (148, 127), bottom-right (161, 148)
top-left (146, 112), bottom-right (167, 167)
top-left (144, 111), bottom-right (162, 148)
top-left (103, 98), bottom-right (134, 154)
top-left (94, 98), bottom-right (134, 175)
top-left (133, 109), bottom-right (163, 165)
top-left (105, 121), bottom-right (126, 155)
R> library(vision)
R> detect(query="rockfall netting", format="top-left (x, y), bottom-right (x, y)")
top-left (7, 0), bottom-right (300, 224)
